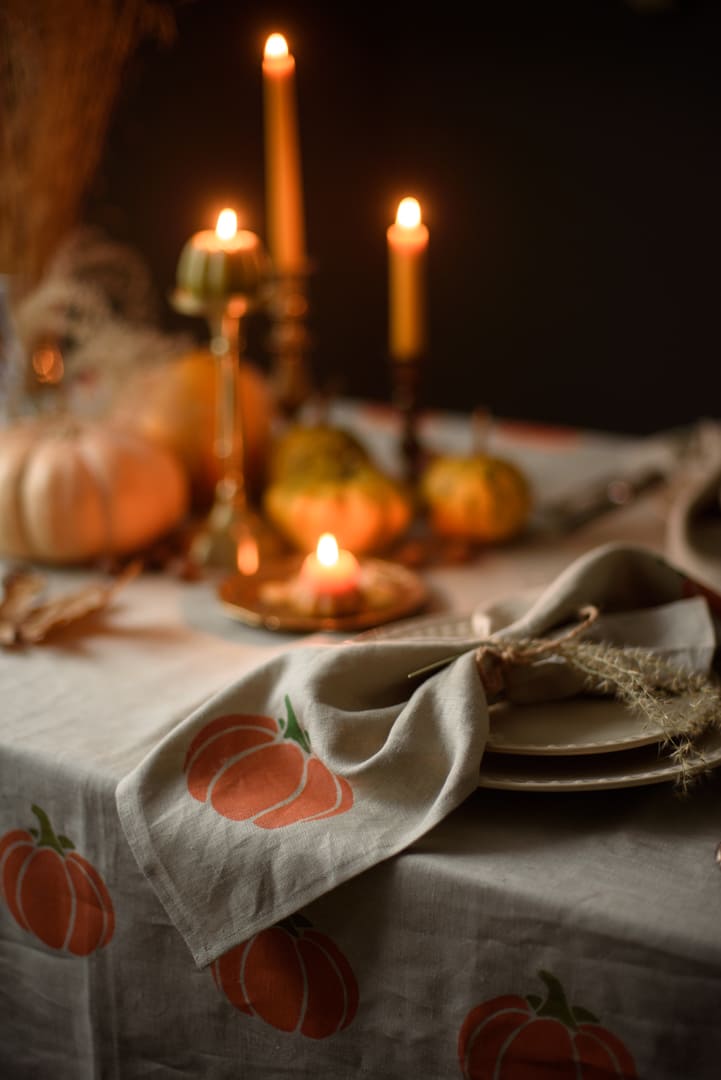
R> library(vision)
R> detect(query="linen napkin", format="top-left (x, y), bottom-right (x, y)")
top-left (116, 638), bottom-right (488, 968)
top-left (666, 422), bottom-right (721, 604)
top-left (471, 540), bottom-right (719, 703)
top-left (116, 542), bottom-right (719, 969)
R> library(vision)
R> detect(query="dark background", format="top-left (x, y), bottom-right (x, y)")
top-left (85, 0), bottom-right (721, 434)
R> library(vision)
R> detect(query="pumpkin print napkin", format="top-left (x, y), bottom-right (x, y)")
top-left (116, 541), bottom-right (719, 970)
top-left (116, 638), bottom-right (488, 968)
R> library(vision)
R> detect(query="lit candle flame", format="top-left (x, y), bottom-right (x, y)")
top-left (216, 208), bottom-right (238, 241)
top-left (31, 342), bottom-right (64, 385)
top-left (316, 532), bottom-right (339, 567)
top-left (264, 32), bottom-right (288, 60)
top-left (237, 534), bottom-right (260, 576)
top-left (396, 197), bottom-right (422, 230)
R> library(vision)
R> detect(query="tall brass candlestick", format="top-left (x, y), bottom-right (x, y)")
top-left (266, 264), bottom-right (313, 419)
top-left (390, 354), bottom-right (425, 486)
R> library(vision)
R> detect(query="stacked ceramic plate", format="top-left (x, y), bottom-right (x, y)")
top-left (356, 612), bottom-right (721, 792)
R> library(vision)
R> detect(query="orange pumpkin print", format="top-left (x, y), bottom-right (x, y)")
top-left (211, 913), bottom-right (359, 1038)
top-left (184, 694), bottom-right (353, 827)
top-left (0, 804), bottom-right (115, 956)
top-left (458, 970), bottom-right (638, 1079)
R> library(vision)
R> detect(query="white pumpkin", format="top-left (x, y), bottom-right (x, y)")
top-left (0, 417), bottom-right (189, 564)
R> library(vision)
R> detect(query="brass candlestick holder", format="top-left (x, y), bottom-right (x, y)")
top-left (171, 288), bottom-right (278, 572)
top-left (265, 263), bottom-right (314, 419)
top-left (390, 354), bottom-right (425, 486)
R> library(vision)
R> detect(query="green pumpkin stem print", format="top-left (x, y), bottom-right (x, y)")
top-left (184, 694), bottom-right (354, 827)
top-left (458, 970), bottom-right (638, 1078)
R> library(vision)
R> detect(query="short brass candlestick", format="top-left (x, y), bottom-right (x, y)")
top-left (265, 264), bottom-right (314, 419)
top-left (390, 354), bottom-right (425, 486)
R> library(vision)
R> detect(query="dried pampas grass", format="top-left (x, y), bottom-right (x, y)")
top-left (10, 226), bottom-right (193, 416)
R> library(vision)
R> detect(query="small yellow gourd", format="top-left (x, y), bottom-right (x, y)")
top-left (267, 422), bottom-right (371, 484)
top-left (420, 452), bottom-right (532, 543)
top-left (264, 464), bottom-right (413, 556)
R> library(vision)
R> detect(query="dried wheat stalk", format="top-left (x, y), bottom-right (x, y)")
top-left (0, 0), bottom-right (176, 285)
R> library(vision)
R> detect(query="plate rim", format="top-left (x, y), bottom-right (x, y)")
top-left (476, 725), bottom-right (721, 792)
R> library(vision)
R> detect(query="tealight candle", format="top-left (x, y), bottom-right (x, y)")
top-left (262, 32), bottom-right (307, 274)
top-left (299, 533), bottom-right (361, 597)
top-left (176, 208), bottom-right (267, 303)
top-left (387, 196), bottom-right (429, 360)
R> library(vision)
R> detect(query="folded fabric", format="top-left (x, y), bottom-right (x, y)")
top-left (116, 639), bottom-right (488, 968)
top-left (667, 423), bottom-right (721, 603)
top-left (116, 542), bottom-right (719, 969)
top-left (471, 541), bottom-right (719, 703)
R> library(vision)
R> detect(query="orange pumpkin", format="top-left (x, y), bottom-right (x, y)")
top-left (114, 348), bottom-right (274, 509)
top-left (458, 971), bottom-right (638, 1079)
top-left (211, 913), bottom-right (359, 1038)
top-left (0, 416), bottom-right (188, 564)
top-left (184, 695), bottom-right (353, 828)
top-left (0, 804), bottom-right (115, 956)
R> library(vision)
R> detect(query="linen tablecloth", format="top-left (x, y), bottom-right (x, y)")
top-left (3, 409), bottom-right (721, 1079)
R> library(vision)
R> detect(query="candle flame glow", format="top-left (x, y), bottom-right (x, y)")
top-left (396, 197), bottom-right (422, 229)
top-left (237, 534), bottom-right (260, 576)
top-left (31, 342), bottom-right (64, 385)
top-left (316, 533), bottom-right (339, 567)
top-left (216, 208), bottom-right (238, 241)
top-left (264, 32), bottom-right (288, 59)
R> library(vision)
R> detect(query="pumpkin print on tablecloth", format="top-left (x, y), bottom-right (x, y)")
top-left (184, 694), bottom-right (353, 827)
top-left (458, 970), bottom-right (638, 1078)
top-left (0, 804), bottom-right (115, 956)
top-left (211, 913), bottom-right (359, 1039)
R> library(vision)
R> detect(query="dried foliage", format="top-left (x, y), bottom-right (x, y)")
top-left (0, 0), bottom-right (177, 284)
top-left (0, 561), bottom-right (141, 645)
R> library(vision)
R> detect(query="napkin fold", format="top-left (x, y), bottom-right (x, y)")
top-left (472, 541), bottom-right (719, 703)
top-left (116, 541), bottom-right (719, 969)
top-left (116, 639), bottom-right (488, 968)
top-left (666, 423), bottom-right (721, 602)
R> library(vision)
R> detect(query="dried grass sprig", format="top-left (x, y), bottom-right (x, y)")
top-left (474, 607), bottom-right (721, 794)
top-left (553, 641), bottom-right (721, 793)
top-left (0, 0), bottom-right (177, 284)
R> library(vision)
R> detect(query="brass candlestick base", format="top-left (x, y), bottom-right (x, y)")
top-left (189, 497), bottom-right (282, 576)
top-left (390, 355), bottom-right (425, 486)
top-left (266, 265), bottom-right (314, 419)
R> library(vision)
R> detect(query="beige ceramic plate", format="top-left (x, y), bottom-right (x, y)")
top-left (219, 556), bottom-right (428, 633)
top-left (485, 696), bottom-right (691, 757)
top-left (477, 726), bottom-right (721, 792)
